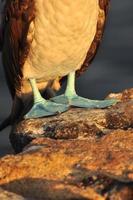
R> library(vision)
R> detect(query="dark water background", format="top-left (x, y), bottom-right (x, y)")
top-left (0, 0), bottom-right (133, 157)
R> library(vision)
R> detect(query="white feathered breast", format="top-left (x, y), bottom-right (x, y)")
top-left (23, 0), bottom-right (99, 82)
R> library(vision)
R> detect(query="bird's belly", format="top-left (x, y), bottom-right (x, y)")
top-left (23, 0), bottom-right (99, 81)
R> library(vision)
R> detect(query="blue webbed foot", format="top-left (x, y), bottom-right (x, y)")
top-left (24, 100), bottom-right (69, 119)
top-left (51, 94), bottom-right (118, 108)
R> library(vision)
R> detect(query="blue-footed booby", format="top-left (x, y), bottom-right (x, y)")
top-left (0, 0), bottom-right (117, 125)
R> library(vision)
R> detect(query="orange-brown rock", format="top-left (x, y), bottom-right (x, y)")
top-left (0, 88), bottom-right (132, 199)
top-left (10, 88), bottom-right (133, 153)
top-left (0, 130), bottom-right (133, 200)
top-left (0, 187), bottom-right (26, 200)
top-left (107, 88), bottom-right (133, 102)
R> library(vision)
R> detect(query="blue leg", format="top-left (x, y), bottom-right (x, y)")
top-left (24, 79), bottom-right (69, 119)
top-left (51, 71), bottom-right (118, 108)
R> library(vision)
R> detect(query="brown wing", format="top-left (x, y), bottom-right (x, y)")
top-left (2, 0), bottom-right (35, 98)
top-left (77, 0), bottom-right (110, 76)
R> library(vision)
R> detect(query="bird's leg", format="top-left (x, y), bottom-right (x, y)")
top-left (24, 78), bottom-right (69, 119)
top-left (51, 71), bottom-right (118, 108)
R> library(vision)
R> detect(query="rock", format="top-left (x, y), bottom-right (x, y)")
top-left (107, 88), bottom-right (133, 102)
top-left (10, 107), bottom-right (107, 152)
top-left (109, 186), bottom-right (133, 200)
top-left (0, 88), bottom-right (132, 199)
top-left (0, 131), bottom-right (133, 199)
top-left (10, 88), bottom-right (133, 153)
top-left (0, 187), bottom-right (26, 200)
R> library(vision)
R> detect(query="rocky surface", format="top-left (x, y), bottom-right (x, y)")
top-left (0, 134), bottom-right (132, 199)
top-left (10, 88), bottom-right (133, 153)
top-left (0, 88), bottom-right (133, 199)
top-left (0, 187), bottom-right (26, 200)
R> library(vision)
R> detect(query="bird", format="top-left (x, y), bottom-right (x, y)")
top-left (0, 0), bottom-right (117, 127)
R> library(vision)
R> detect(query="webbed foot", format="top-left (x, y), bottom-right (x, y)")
top-left (24, 100), bottom-right (69, 119)
top-left (51, 94), bottom-right (118, 108)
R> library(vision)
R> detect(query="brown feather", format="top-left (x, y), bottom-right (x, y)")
top-left (76, 0), bottom-right (110, 76)
top-left (2, 0), bottom-right (35, 98)
top-left (0, 0), bottom-right (36, 130)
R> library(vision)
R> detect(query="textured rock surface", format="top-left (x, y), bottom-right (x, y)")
top-left (0, 88), bottom-right (133, 199)
top-left (0, 135), bottom-right (132, 200)
top-left (10, 88), bottom-right (133, 152)
top-left (0, 187), bottom-right (26, 200)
